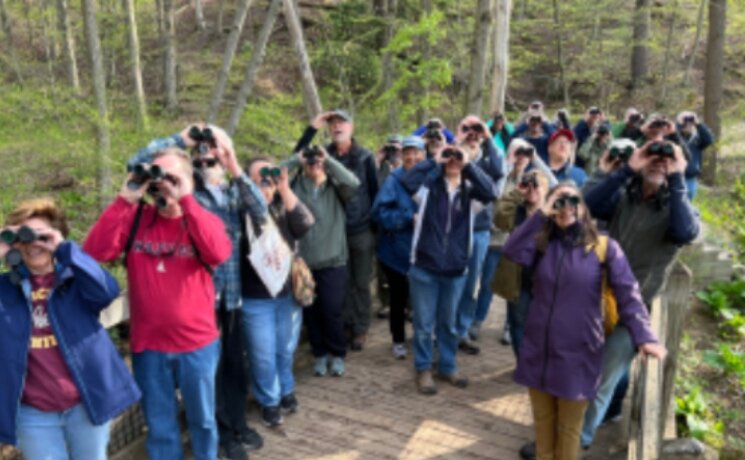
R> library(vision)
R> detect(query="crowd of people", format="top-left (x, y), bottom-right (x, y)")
top-left (0, 102), bottom-right (706, 460)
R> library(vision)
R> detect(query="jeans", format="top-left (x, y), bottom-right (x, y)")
top-left (380, 262), bottom-right (410, 344)
top-left (685, 177), bottom-right (697, 200)
top-left (474, 248), bottom-right (501, 323)
top-left (580, 326), bottom-right (636, 447)
top-left (215, 300), bottom-right (249, 448)
top-left (305, 266), bottom-right (348, 358)
top-left (344, 229), bottom-right (375, 336)
top-left (455, 230), bottom-right (491, 338)
top-left (16, 403), bottom-right (110, 460)
top-left (132, 339), bottom-right (220, 460)
top-left (242, 295), bottom-right (302, 407)
top-left (507, 289), bottom-right (533, 358)
top-left (409, 265), bottom-right (467, 375)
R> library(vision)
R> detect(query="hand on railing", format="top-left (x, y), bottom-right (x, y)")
top-left (638, 342), bottom-right (667, 363)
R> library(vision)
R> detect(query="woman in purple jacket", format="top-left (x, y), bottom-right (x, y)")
top-left (502, 183), bottom-right (666, 460)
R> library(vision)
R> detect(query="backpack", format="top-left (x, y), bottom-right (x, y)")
top-left (593, 235), bottom-right (618, 336)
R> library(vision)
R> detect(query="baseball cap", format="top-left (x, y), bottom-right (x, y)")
top-left (401, 135), bottom-right (425, 151)
top-left (327, 109), bottom-right (353, 123)
top-left (549, 129), bottom-right (575, 145)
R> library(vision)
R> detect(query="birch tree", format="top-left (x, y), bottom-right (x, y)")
top-left (703, 0), bottom-right (726, 184)
top-left (489, 0), bottom-right (511, 114)
top-left (55, 0), bottom-right (80, 92)
top-left (282, 0), bottom-right (322, 119)
top-left (465, 0), bottom-right (492, 115)
top-left (163, 0), bottom-right (178, 112)
top-left (123, 0), bottom-right (148, 128)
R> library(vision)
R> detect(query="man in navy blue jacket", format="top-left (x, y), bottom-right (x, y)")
top-left (676, 111), bottom-right (715, 200)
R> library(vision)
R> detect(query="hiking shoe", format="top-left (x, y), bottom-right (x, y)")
top-left (436, 371), bottom-right (469, 388)
top-left (219, 438), bottom-right (248, 460)
top-left (519, 441), bottom-right (536, 460)
top-left (417, 370), bottom-right (437, 395)
top-left (280, 393), bottom-right (298, 414)
top-left (350, 334), bottom-right (367, 352)
top-left (500, 327), bottom-right (512, 346)
top-left (239, 426), bottom-right (263, 451)
top-left (262, 406), bottom-right (283, 428)
top-left (377, 306), bottom-right (390, 319)
top-left (392, 343), bottom-right (407, 360)
top-left (458, 337), bottom-right (481, 355)
top-left (330, 357), bottom-right (345, 376)
top-left (313, 356), bottom-right (328, 376)
top-left (468, 321), bottom-right (482, 341)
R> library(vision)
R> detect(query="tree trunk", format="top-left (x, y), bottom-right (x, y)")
top-left (659, 3), bottom-right (677, 107)
top-left (206, 0), bottom-right (255, 123)
top-left (55, 0), bottom-right (80, 92)
top-left (282, 0), bottom-right (322, 120)
top-left (217, 0), bottom-right (226, 33)
top-left (163, 0), bottom-right (178, 112)
top-left (82, 0), bottom-right (113, 207)
top-left (154, 0), bottom-right (164, 34)
top-left (123, 0), bottom-right (148, 129)
top-left (41, 0), bottom-right (56, 85)
top-left (684, 0), bottom-right (707, 85)
top-left (489, 0), bottom-right (511, 114)
top-left (0, 0), bottom-right (24, 84)
top-left (226, 0), bottom-right (280, 135)
top-left (381, 0), bottom-right (398, 133)
top-left (417, 0), bottom-right (432, 124)
top-left (631, 0), bottom-right (651, 89)
top-left (552, 0), bottom-right (569, 108)
top-left (702, 0), bottom-right (726, 185)
top-left (465, 0), bottom-right (492, 116)
top-left (22, 0), bottom-right (34, 49)
top-left (194, 0), bottom-right (206, 31)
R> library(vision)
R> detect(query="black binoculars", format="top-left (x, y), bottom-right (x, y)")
top-left (442, 148), bottom-right (464, 162)
top-left (648, 142), bottom-right (675, 158)
top-left (629, 113), bottom-right (643, 124)
top-left (596, 124), bottom-right (610, 136)
top-left (683, 116), bottom-right (696, 124)
top-left (260, 167), bottom-right (281, 179)
top-left (519, 175), bottom-right (538, 189)
top-left (1, 226), bottom-right (42, 245)
top-left (553, 195), bottom-right (580, 210)
top-left (529, 116), bottom-right (542, 124)
top-left (302, 146), bottom-right (323, 165)
top-left (128, 164), bottom-right (165, 190)
top-left (189, 126), bottom-right (217, 155)
top-left (515, 146), bottom-right (535, 158)
top-left (649, 119), bottom-right (669, 130)
top-left (589, 107), bottom-right (601, 115)
top-left (609, 145), bottom-right (634, 162)
top-left (383, 145), bottom-right (399, 158)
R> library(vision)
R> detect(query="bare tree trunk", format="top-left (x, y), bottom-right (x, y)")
top-left (282, 0), bottom-right (322, 120)
top-left (41, 0), bottom-right (56, 85)
top-left (702, 0), bottom-right (726, 185)
top-left (217, 0), bottom-right (226, 33)
top-left (518, 0), bottom-right (527, 20)
top-left (154, 0), bottom-right (164, 34)
top-left (163, 0), bottom-right (178, 112)
top-left (123, 0), bottom-right (148, 128)
top-left (194, 0), bottom-right (206, 31)
top-left (22, 0), bottom-right (34, 49)
top-left (226, 0), bottom-right (280, 134)
top-left (465, 0), bottom-right (492, 116)
top-left (381, 0), bottom-right (398, 133)
top-left (207, 0), bottom-right (255, 123)
top-left (0, 0), bottom-right (24, 83)
top-left (684, 0), bottom-right (707, 85)
top-left (82, 0), bottom-right (113, 207)
top-left (631, 0), bottom-right (651, 89)
top-left (552, 0), bottom-right (569, 108)
top-left (417, 0), bottom-right (432, 124)
top-left (489, 0), bottom-right (511, 114)
top-left (659, 3), bottom-right (677, 106)
top-left (55, 0), bottom-right (80, 92)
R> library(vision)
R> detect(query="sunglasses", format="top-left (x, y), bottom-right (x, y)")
top-left (260, 167), bottom-right (281, 179)
top-left (442, 148), bottom-right (464, 162)
top-left (515, 147), bottom-right (534, 158)
top-left (519, 176), bottom-right (538, 189)
top-left (461, 124), bottom-right (484, 134)
top-left (192, 158), bottom-right (219, 169)
top-left (553, 195), bottom-right (581, 210)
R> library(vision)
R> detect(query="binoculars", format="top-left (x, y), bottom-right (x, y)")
top-left (382, 145), bottom-right (399, 158)
top-left (553, 195), bottom-right (580, 210)
top-left (519, 175), bottom-right (538, 189)
top-left (515, 146), bottom-right (535, 158)
top-left (609, 145), bottom-right (634, 162)
top-left (589, 107), bottom-right (601, 115)
top-left (128, 164), bottom-right (165, 190)
top-left (628, 113), bottom-right (643, 125)
top-left (596, 124), bottom-right (610, 136)
top-left (442, 148), bottom-right (464, 162)
top-left (260, 167), bottom-right (281, 179)
top-left (648, 142), bottom-right (675, 158)
top-left (649, 119), bottom-right (669, 130)
top-left (189, 126), bottom-right (217, 155)
top-left (1, 226), bottom-right (43, 245)
top-left (529, 116), bottom-right (542, 124)
top-left (683, 116), bottom-right (696, 124)
top-left (302, 146), bottom-right (323, 165)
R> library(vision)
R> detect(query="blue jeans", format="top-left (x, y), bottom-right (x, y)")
top-left (685, 177), bottom-right (697, 200)
top-left (507, 289), bottom-right (532, 358)
top-left (241, 295), bottom-right (302, 408)
top-left (581, 326), bottom-right (636, 447)
top-left (474, 248), bottom-right (501, 323)
top-left (132, 339), bottom-right (220, 460)
top-left (409, 265), bottom-right (467, 375)
top-left (455, 230), bottom-right (491, 338)
top-left (16, 403), bottom-right (110, 460)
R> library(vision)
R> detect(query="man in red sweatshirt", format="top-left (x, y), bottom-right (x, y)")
top-left (84, 148), bottom-right (232, 460)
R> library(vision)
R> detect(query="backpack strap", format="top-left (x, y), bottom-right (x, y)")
top-left (593, 234), bottom-right (609, 265)
top-left (123, 200), bottom-right (146, 268)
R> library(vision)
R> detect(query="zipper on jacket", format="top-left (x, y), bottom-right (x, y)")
top-left (540, 245), bottom-right (567, 389)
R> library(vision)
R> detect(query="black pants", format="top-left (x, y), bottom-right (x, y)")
top-left (305, 266), bottom-right (348, 358)
top-left (215, 298), bottom-right (250, 447)
top-left (380, 262), bottom-right (409, 344)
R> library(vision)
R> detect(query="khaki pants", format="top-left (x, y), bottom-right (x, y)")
top-left (529, 388), bottom-right (589, 460)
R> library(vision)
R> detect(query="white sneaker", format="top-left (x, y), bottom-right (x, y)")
top-left (392, 343), bottom-right (407, 359)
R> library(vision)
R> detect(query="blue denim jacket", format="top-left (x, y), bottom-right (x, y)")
top-left (127, 134), bottom-right (267, 310)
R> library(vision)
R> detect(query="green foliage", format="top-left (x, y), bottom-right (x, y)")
top-left (697, 279), bottom-right (745, 340)
top-left (675, 385), bottom-right (725, 448)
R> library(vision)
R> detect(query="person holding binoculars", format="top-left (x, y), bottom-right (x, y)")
top-left (0, 198), bottom-right (140, 460)
top-left (675, 111), bottom-right (715, 200)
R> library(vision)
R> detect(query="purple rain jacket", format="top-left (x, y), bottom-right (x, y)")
top-left (502, 211), bottom-right (658, 401)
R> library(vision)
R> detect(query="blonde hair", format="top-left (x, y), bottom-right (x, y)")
top-left (5, 198), bottom-right (69, 237)
top-left (153, 147), bottom-right (193, 178)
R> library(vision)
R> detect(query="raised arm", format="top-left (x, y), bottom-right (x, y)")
top-left (371, 176), bottom-right (415, 232)
top-left (582, 165), bottom-right (632, 221)
top-left (55, 242), bottom-right (121, 313)
top-left (666, 173), bottom-right (701, 245)
top-left (83, 197), bottom-right (141, 263)
top-left (463, 162), bottom-right (497, 204)
top-left (502, 210), bottom-right (547, 267)
top-left (181, 195), bottom-right (233, 267)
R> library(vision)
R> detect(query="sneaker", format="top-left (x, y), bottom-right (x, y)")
top-left (500, 327), bottom-right (512, 346)
top-left (416, 370), bottom-right (437, 395)
top-left (219, 438), bottom-right (248, 460)
top-left (280, 393), bottom-right (298, 414)
top-left (436, 371), bottom-right (469, 388)
top-left (313, 356), bottom-right (328, 376)
top-left (262, 405), bottom-right (283, 428)
top-left (239, 426), bottom-right (263, 451)
top-left (392, 343), bottom-right (407, 360)
top-left (458, 337), bottom-right (481, 355)
top-left (468, 321), bottom-right (482, 341)
top-left (519, 441), bottom-right (536, 460)
top-left (330, 357), bottom-right (345, 376)
top-left (350, 334), bottom-right (367, 352)
top-left (376, 306), bottom-right (390, 319)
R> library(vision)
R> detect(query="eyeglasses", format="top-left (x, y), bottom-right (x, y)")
top-left (515, 147), bottom-right (534, 158)
top-left (553, 195), bottom-right (581, 210)
top-left (192, 158), bottom-right (218, 169)
top-left (441, 148), bottom-right (464, 162)
top-left (461, 124), bottom-right (484, 134)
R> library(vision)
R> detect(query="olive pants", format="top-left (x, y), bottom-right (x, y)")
top-left (529, 388), bottom-right (589, 460)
